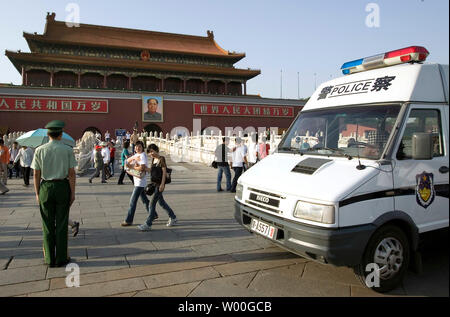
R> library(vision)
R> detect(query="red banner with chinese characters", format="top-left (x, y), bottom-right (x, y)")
top-left (0, 96), bottom-right (108, 113)
top-left (193, 103), bottom-right (294, 118)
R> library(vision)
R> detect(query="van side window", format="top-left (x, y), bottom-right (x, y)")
top-left (396, 109), bottom-right (443, 160)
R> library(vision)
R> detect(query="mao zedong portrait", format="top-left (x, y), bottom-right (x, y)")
top-left (143, 97), bottom-right (163, 122)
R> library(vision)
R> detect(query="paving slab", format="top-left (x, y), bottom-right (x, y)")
top-left (214, 253), bottom-right (303, 277)
top-left (248, 267), bottom-right (351, 297)
top-left (29, 277), bottom-right (147, 297)
top-left (126, 248), bottom-right (202, 267)
top-left (8, 248), bottom-right (87, 269)
top-left (135, 281), bottom-right (201, 297)
top-left (86, 241), bottom-right (157, 258)
top-left (0, 257), bottom-right (11, 270)
top-left (188, 272), bottom-right (259, 297)
top-left (0, 280), bottom-right (50, 297)
top-left (0, 265), bottom-right (48, 286)
top-left (143, 267), bottom-right (220, 289)
top-left (301, 261), bottom-right (361, 286)
top-left (191, 239), bottom-right (262, 257)
top-left (49, 254), bottom-right (234, 290)
top-left (46, 256), bottom-right (129, 279)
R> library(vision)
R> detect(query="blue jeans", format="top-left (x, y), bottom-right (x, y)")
top-left (110, 158), bottom-right (115, 175)
top-left (231, 167), bottom-right (243, 192)
top-left (125, 186), bottom-right (149, 224)
top-left (217, 165), bottom-right (231, 191)
top-left (145, 186), bottom-right (176, 226)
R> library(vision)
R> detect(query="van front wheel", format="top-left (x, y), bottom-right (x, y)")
top-left (355, 225), bottom-right (410, 293)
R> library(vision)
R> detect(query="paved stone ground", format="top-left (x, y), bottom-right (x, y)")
top-left (0, 154), bottom-right (448, 297)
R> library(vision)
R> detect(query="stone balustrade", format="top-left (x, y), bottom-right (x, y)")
top-left (137, 130), bottom-right (284, 166)
top-left (3, 130), bottom-right (284, 169)
top-left (2, 131), bottom-right (26, 147)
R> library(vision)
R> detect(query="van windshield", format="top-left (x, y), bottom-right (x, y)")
top-left (278, 105), bottom-right (401, 160)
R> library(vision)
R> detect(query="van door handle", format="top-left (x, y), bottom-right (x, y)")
top-left (439, 166), bottom-right (449, 174)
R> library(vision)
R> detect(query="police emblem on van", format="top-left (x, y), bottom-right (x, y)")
top-left (416, 171), bottom-right (435, 209)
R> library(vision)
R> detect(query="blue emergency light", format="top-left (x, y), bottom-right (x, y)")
top-left (341, 46), bottom-right (429, 75)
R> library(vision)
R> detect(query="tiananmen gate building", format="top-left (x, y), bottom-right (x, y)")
top-left (0, 13), bottom-right (304, 139)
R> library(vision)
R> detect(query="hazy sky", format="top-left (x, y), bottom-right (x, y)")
top-left (0, 0), bottom-right (448, 99)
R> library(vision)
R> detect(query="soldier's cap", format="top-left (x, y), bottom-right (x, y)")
top-left (45, 120), bottom-right (65, 132)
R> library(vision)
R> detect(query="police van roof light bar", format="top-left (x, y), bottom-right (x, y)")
top-left (341, 46), bottom-right (429, 75)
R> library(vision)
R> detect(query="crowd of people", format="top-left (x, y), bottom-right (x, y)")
top-left (0, 139), bottom-right (37, 195)
top-left (1, 126), bottom-right (275, 269)
top-left (1, 124), bottom-right (178, 268)
top-left (214, 135), bottom-right (271, 193)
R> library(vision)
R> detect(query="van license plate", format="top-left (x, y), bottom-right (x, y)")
top-left (250, 219), bottom-right (276, 239)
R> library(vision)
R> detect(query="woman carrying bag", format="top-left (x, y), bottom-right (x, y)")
top-left (121, 141), bottom-right (149, 227)
top-left (138, 144), bottom-right (177, 231)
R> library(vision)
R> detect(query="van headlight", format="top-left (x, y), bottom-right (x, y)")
top-left (236, 184), bottom-right (243, 201)
top-left (294, 201), bottom-right (335, 224)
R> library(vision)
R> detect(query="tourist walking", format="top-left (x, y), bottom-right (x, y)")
top-left (105, 130), bottom-right (111, 143)
top-left (121, 141), bottom-right (150, 226)
top-left (138, 143), bottom-right (176, 231)
top-left (214, 137), bottom-right (231, 192)
top-left (108, 141), bottom-right (116, 177)
top-left (0, 179), bottom-right (9, 195)
top-left (230, 138), bottom-right (248, 193)
top-left (14, 145), bottom-right (34, 186)
top-left (0, 139), bottom-right (10, 185)
top-left (258, 136), bottom-right (270, 160)
top-left (89, 145), bottom-right (105, 183)
top-left (101, 142), bottom-right (111, 180)
top-left (130, 130), bottom-right (139, 154)
top-left (118, 141), bottom-right (134, 185)
top-left (247, 135), bottom-right (258, 168)
top-left (8, 142), bottom-right (20, 179)
top-left (31, 120), bottom-right (77, 267)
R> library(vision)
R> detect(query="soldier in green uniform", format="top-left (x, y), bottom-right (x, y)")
top-left (31, 120), bottom-right (77, 267)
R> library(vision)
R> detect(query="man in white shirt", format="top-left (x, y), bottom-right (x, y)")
top-left (9, 142), bottom-right (20, 179)
top-left (105, 130), bottom-right (111, 142)
top-left (231, 138), bottom-right (248, 193)
top-left (101, 142), bottom-right (110, 183)
top-left (247, 135), bottom-right (258, 168)
top-left (14, 145), bottom-right (34, 186)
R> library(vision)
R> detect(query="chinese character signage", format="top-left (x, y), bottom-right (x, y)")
top-left (317, 76), bottom-right (397, 100)
top-left (0, 96), bottom-right (108, 113)
top-left (193, 103), bottom-right (294, 118)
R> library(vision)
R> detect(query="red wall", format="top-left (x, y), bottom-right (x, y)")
top-left (1, 96), bottom-right (301, 140)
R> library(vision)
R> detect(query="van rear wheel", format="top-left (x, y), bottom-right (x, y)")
top-left (354, 225), bottom-right (410, 293)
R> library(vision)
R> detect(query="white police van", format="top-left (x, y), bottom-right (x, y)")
top-left (234, 46), bottom-right (449, 292)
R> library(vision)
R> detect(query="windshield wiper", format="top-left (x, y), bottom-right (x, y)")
top-left (307, 146), bottom-right (353, 159)
top-left (278, 146), bottom-right (306, 155)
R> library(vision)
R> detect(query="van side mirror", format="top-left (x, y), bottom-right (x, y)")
top-left (412, 133), bottom-right (433, 160)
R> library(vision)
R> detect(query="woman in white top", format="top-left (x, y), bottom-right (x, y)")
top-left (247, 135), bottom-right (258, 168)
top-left (121, 141), bottom-right (149, 226)
top-left (138, 143), bottom-right (177, 231)
top-left (14, 146), bottom-right (34, 186)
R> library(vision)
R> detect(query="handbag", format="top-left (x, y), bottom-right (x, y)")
top-left (145, 183), bottom-right (156, 196)
top-left (211, 161), bottom-right (218, 169)
top-left (150, 158), bottom-right (172, 184)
